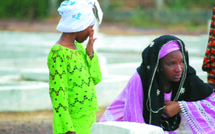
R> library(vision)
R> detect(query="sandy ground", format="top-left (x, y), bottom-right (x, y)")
top-left (0, 19), bottom-right (207, 36)
top-left (0, 108), bottom-right (187, 134)
top-left (0, 108), bottom-right (106, 134)
top-left (0, 108), bottom-right (188, 134)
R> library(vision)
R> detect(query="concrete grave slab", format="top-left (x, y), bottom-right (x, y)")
top-left (91, 121), bottom-right (164, 134)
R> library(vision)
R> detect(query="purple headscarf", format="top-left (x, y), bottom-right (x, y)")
top-left (159, 41), bottom-right (180, 59)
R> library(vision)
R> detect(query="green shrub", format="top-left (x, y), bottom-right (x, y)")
top-left (165, 0), bottom-right (214, 10)
top-left (0, 0), bottom-right (49, 19)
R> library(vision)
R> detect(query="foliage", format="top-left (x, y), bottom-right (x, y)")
top-left (108, 0), bottom-right (121, 10)
top-left (128, 6), bottom-right (154, 27)
top-left (164, 0), bottom-right (214, 10)
top-left (0, 0), bottom-right (49, 19)
top-left (0, 0), bottom-right (214, 24)
top-left (126, 6), bottom-right (211, 30)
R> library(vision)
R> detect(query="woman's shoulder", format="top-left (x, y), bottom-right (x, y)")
top-left (126, 71), bottom-right (142, 88)
top-left (130, 71), bottom-right (141, 81)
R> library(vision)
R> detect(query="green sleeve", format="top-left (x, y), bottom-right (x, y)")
top-left (48, 50), bottom-right (75, 133)
top-left (86, 52), bottom-right (102, 85)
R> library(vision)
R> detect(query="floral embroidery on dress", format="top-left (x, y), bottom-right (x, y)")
top-left (157, 89), bottom-right (160, 96)
top-left (180, 87), bottom-right (185, 94)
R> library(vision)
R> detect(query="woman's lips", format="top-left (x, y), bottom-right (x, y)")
top-left (174, 74), bottom-right (181, 79)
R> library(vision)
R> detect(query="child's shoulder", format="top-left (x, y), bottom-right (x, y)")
top-left (49, 42), bottom-right (84, 55)
top-left (48, 45), bottom-right (65, 56)
top-left (51, 42), bottom-right (83, 50)
top-left (74, 41), bottom-right (84, 49)
top-left (50, 44), bottom-right (63, 50)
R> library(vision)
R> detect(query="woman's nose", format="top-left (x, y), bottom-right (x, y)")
top-left (176, 64), bottom-right (183, 72)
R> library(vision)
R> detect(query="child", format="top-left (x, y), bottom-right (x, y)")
top-left (47, 0), bottom-right (103, 134)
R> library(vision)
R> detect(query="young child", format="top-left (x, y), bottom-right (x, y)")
top-left (47, 0), bottom-right (103, 134)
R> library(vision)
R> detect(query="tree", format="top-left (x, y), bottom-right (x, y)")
top-left (155, 0), bottom-right (163, 10)
top-left (49, 0), bottom-right (58, 16)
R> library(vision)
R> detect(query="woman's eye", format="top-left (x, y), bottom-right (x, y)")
top-left (168, 62), bottom-right (174, 65)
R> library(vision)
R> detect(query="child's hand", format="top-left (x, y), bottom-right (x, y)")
top-left (66, 131), bottom-right (76, 134)
top-left (86, 28), bottom-right (97, 59)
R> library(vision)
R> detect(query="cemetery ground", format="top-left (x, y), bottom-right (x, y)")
top-left (0, 18), bottom-right (208, 36)
top-left (0, 108), bottom-right (106, 134)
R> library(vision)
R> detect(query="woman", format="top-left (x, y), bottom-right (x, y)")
top-left (100, 35), bottom-right (215, 133)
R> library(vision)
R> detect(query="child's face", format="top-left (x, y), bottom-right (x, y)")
top-left (75, 25), bottom-right (94, 43)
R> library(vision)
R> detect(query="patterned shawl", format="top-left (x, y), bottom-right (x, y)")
top-left (202, 3), bottom-right (215, 87)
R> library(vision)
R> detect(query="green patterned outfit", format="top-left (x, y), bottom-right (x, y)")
top-left (47, 42), bottom-right (102, 134)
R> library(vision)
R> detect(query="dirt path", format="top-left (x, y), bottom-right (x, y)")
top-left (0, 19), bottom-right (207, 36)
top-left (0, 108), bottom-right (106, 134)
top-left (0, 108), bottom-right (188, 134)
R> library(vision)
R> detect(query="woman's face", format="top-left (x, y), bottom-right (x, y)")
top-left (159, 50), bottom-right (184, 83)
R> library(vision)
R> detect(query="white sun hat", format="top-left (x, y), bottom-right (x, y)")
top-left (56, 0), bottom-right (103, 33)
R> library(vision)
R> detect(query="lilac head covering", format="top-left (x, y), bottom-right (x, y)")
top-left (159, 41), bottom-right (180, 59)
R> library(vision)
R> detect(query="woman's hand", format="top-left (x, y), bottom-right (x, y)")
top-left (86, 28), bottom-right (97, 59)
top-left (163, 101), bottom-right (181, 117)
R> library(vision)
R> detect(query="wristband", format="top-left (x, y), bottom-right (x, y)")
top-left (88, 53), bottom-right (94, 57)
